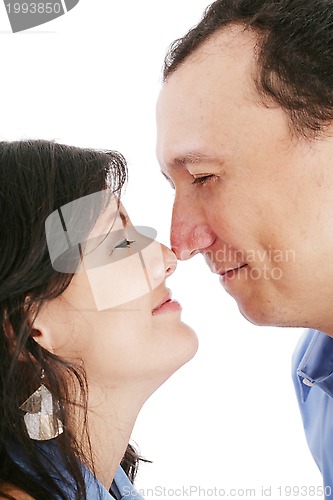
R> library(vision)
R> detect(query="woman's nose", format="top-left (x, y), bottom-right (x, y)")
top-left (142, 240), bottom-right (177, 290)
top-left (164, 245), bottom-right (177, 279)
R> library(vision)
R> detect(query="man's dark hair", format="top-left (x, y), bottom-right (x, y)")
top-left (163, 0), bottom-right (333, 138)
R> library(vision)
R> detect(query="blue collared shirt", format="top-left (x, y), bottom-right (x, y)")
top-left (6, 436), bottom-right (144, 499)
top-left (293, 328), bottom-right (333, 500)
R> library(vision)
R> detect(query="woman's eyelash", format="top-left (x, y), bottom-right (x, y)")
top-left (191, 175), bottom-right (215, 186)
top-left (113, 239), bottom-right (135, 249)
top-left (109, 238), bottom-right (135, 256)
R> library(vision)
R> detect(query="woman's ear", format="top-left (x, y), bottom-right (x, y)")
top-left (30, 305), bottom-right (56, 354)
top-left (30, 298), bottom-right (75, 357)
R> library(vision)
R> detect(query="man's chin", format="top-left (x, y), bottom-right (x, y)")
top-left (239, 307), bottom-right (272, 326)
top-left (237, 300), bottom-right (297, 328)
top-left (233, 293), bottom-right (280, 327)
top-left (218, 271), bottom-right (283, 326)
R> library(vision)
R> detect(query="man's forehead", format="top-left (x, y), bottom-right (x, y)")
top-left (156, 26), bottom-right (260, 167)
top-left (162, 24), bottom-right (258, 83)
top-left (157, 26), bottom-right (258, 112)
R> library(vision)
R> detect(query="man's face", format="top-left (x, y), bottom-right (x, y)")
top-left (156, 26), bottom-right (333, 333)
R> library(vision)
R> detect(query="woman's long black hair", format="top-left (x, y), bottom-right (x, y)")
top-left (0, 140), bottom-right (141, 499)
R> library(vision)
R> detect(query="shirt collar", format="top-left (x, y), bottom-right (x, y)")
top-left (297, 329), bottom-right (333, 402)
top-left (111, 466), bottom-right (144, 500)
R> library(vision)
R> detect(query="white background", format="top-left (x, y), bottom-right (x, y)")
top-left (0, 1), bottom-right (323, 498)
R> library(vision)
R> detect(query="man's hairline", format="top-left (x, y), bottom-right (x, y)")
top-left (162, 22), bottom-right (333, 142)
top-left (162, 23), bottom-right (278, 128)
top-left (163, 23), bottom-right (262, 81)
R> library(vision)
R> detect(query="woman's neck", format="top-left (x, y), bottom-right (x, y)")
top-left (78, 384), bottom-right (148, 490)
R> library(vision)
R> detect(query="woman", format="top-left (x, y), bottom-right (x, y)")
top-left (0, 140), bottom-right (198, 499)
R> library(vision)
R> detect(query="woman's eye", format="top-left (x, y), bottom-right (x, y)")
top-left (191, 175), bottom-right (215, 186)
top-left (113, 239), bottom-right (135, 249)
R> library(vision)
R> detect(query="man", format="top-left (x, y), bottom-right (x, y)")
top-left (156, 0), bottom-right (333, 497)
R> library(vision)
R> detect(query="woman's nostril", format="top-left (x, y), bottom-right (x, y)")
top-left (164, 261), bottom-right (176, 278)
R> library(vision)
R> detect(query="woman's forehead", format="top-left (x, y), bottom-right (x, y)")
top-left (88, 196), bottom-right (124, 240)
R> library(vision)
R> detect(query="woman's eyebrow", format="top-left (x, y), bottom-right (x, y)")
top-left (119, 209), bottom-right (128, 227)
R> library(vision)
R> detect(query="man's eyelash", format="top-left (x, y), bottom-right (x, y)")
top-left (191, 175), bottom-right (215, 186)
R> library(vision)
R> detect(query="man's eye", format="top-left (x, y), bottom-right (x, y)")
top-left (192, 175), bottom-right (215, 186)
top-left (113, 239), bottom-right (135, 249)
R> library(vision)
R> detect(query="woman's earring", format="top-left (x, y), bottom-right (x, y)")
top-left (19, 369), bottom-right (64, 441)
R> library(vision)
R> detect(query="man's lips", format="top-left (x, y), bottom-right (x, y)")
top-left (218, 264), bottom-right (248, 276)
top-left (208, 262), bottom-right (248, 276)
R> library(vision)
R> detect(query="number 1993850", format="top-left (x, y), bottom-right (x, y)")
top-left (6, 3), bottom-right (62, 14)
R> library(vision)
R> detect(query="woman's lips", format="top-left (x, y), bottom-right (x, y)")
top-left (152, 299), bottom-right (182, 315)
top-left (152, 291), bottom-right (182, 315)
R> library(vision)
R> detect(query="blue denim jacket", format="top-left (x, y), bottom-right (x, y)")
top-left (6, 437), bottom-right (144, 499)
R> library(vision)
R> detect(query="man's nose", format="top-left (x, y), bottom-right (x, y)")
top-left (170, 198), bottom-right (215, 260)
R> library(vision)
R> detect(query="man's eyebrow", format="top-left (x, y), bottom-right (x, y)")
top-left (174, 153), bottom-right (210, 165)
top-left (169, 152), bottom-right (223, 168)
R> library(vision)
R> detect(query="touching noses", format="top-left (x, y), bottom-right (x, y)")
top-left (170, 199), bottom-right (215, 260)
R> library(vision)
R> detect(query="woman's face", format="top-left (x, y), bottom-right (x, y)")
top-left (35, 197), bottom-right (198, 394)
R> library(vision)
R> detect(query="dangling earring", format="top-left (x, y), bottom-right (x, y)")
top-left (19, 369), bottom-right (64, 441)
